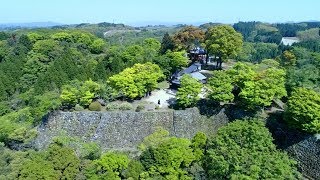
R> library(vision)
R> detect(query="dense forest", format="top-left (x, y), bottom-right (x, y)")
top-left (0, 21), bottom-right (320, 179)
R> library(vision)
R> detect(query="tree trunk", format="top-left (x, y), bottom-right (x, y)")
top-left (218, 57), bottom-right (222, 69)
top-left (206, 53), bottom-right (209, 65)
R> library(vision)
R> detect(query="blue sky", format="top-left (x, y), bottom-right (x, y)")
top-left (0, 0), bottom-right (319, 25)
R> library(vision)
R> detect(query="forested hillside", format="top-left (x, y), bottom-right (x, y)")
top-left (0, 21), bottom-right (319, 179)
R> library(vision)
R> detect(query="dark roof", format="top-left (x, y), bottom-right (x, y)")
top-left (171, 63), bottom-right (206, 85)
top-left (175, 63), bottom-right (202, 76)
top-left (190, 72), bottom-right (206, 80)
top-left (189, 47), bottom-right (206, 54)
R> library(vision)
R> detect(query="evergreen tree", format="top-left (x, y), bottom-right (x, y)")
top-left (160, 33), bottom-right (175, 54)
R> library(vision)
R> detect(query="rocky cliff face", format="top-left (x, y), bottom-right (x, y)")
top-left (34, 108), bottom-right (228, 151)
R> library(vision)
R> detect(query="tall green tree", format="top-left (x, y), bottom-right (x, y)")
top-left (176, 75), bottom-right (202, 108)
top-left (205, 119), bottom-right (301, 179)
top-left (166, 50), bottom-right (189, 72)
top-left (46, 142), bottom-right (81, 179)
top-left (0, 41), bottom-right (10, 62)
top-left (239, 67), bottom-right (287, 109)
top-left (191, 132), bottom-right (207, 161)
top-left (143, 38), bottom-right (161, 62)
top-left (86, 152), bottom-right (129, 180)
top-left (205, 25), bottom-right (243, 69)
top-left (108, 63), bottom-right (164, 99)
top-left (207, 71), bottom-right (234, 103)
top-left (0, 32), bottom-right (10, 41)
top-left (121, 45), bottom-right (145, 66)
top-left (27, 33), bottom-right (45, 43)
top-left (143, 38), bottom-right (161, 51)
top-left (173, 26), bottom-right (205, 51)
top-left (16, 152), bottom-right (59, 180)
top-left (285, 88), bottom-right (320, 133)
top-left (140, 137), bottom-right (196, 179)
top-left (206, 62), bottom-right (287, 109)
top-left (160, 33), bottom-right (175, 54)
top-left (60, 80), bottom-right (101, 108)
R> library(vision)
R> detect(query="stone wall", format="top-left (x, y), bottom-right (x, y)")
top-left (34, 108), bottom-right (228, 151)
top-left (267, 116), bottom-right (320, 180)
top-left (286, 135), bottom-right (320, 180)
top-left (33, 108), bottom-right (320, 179)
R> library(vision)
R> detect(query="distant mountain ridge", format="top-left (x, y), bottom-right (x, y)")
top-left (0, 20), bottom-right (319, 31)
top-left (0, 22), bottom-right (63, 29)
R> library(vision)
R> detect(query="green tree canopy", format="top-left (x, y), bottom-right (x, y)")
top-left (138, 127), bottom-right (170, 151)
top-left (27, 33), bottom-right (45, 43)
top-left (86, 152), bottom-right (129, 180)
top-left (10, 142), bottom-right (80, 180)
top-left (173, 26), bottom-right (205, 51)
top-left (108, 63), bottom-right (164, 99)
top-left (160, 32), bottom-right (175, 54)
top-left (17, 152), bottom-right (59, 180)
top-left (121, 45), bottom-right (145, 65)
top-left (90, 39), bottom-right (106, 54)
top-left (51, 32), bottom-right (73, 42)
top-left (166, 50), bottom-right (189, 71)
top-left (32, 39), bottom-right (62, 58)
top-left (237, 42), bottom-right (280, 63)
top-left (176, 74), bottom-right (202, 108)
top-left (205, 119), bottom-right (301, 179)
top-left (70, 31), bottom-right (95, 46)
top-left (209, 62), bottom-right (287, 109)
top-left (285, 88), bottom-right (320, 133)
top-left (207, 70), bottom-right (234, 103)
top-left (191, 132), bottom-right (207, 161)
top-left (140, 137), bottom-right (196, 179)
top-left (239, 66), bottom-right (287, 109)
top-left (205, 25), bottom-right (243, 68)
top-left (143, 38), bottom-right (161, 51)
top-left (18, 34), bottom-right (33, 51)
top-left (60, 79), bottom-right (101, 108)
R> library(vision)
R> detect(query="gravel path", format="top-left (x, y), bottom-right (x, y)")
top-left (145, 89), bottom-right (176, 108)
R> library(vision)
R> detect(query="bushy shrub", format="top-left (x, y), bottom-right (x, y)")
top-left (74, 104), bottom-right (84, 111)
top-left (106, 102), bottom-right (133, 111)
top-left (136, 105), bottom-right (145, 112)
top-left (119, 102), bottom-right (133, 110)
top-left (106, 102), bottom-right (119, 111)
top-left (88, 102), bottom-right (101, 111)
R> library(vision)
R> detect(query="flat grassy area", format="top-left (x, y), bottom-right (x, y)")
top-left (157, 81), bottom-right (170, 89)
